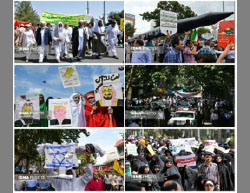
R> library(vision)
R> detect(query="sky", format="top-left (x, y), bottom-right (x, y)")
top-left (14, 65), bottom-right (125, 100)
top-left (16, 1), bottom-right (124, 22)
top-left (125, 0), bottom-right (235, 34)
top-left (77, 129), bottom-right (124, 152)
top-left (77, 128), bottom-right (124, 165)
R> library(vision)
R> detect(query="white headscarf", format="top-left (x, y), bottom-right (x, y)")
top-left (92, 19), bottom-right (105, 34)
top-left (70, 93), bottom-right (86, 127)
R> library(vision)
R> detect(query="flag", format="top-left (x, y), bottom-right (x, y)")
top-left (191, 29), bottom-right (199, 43)
top-left (113, 159), bottom-right (124, 176)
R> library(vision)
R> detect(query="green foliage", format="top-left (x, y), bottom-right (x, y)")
top-left (140, 1), bottom-right (197, 28)
top-left (15, 1), bottom-right (40, 26)
top-left (15, 129), bottom-right (85, 173)
top-left (108, 10), bottom-right (124, 25)
top-left (126, 65), bottom-right (234, 100)
top-left (77, 153), bottom-right (96, 168)
top-left (197, 27), bottom-right (211, 39)
top-left (125, 23), bottom-right (136, 37)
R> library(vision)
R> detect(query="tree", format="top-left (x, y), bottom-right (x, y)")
top-left (15, 1), bottom-right (40, 26)
top-left (15, 129), bottom-right (87, 173)
top-left (140, 1), bottom-right (197, 28)
top-left (107, 10), bottom-right (124, 25)
top-left (197, 27), bottom-right (211, 39)
top-left (126, 65), bottom-right (234, 101)
top-left (125, 23), bottom-right (136, 38)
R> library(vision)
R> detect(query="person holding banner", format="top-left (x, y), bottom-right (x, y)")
top-left (52, 22), bottom-right (66, 63)
top-left (92, 19), bottom-right (107, 59)
top-left (105, 20), bottom-right (120, 59)
top-left (72, 20), bottom-right (88, 61)
top-left (36, 21), bottom-right (52, 63)
top-left (19, 23), bottom-right (36, 63)
top-left (69, 93), bottom-right (86, 127)
top-left (85, 92), bottom-right (117, 127)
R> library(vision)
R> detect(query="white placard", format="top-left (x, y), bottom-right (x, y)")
top-left (160, 10), bottom-right (177, 35)
top-left (94, 73), bottom-right (123, 107)
top-left (48, 99), bottom-right (72, 127)
top-left (58, 66), bottom-right (80, 88)
top-left (126, 144), bottom-right (138, 156)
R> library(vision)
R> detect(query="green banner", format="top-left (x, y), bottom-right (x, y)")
top-left (40, 11), bottom-right (87, 26)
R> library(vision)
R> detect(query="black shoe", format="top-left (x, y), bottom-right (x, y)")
top-left (77, 58), bottom-right (82, 61)
top-left (113, 56), bottom-right (119, 59)
top-left (96, 55), bottom-right (102, 59)
top-left (44, 56), bottom-right (48, 61)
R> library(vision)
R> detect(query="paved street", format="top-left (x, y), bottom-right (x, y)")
top-left (15, 46), bottom-right (124, 63)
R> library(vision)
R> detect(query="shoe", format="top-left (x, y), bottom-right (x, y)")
top-left (77, 58), bottom-right (82, 62)
top-left (44, 56), bottom-right (48, 62)
top-left (113, 56), bottom-right (119, 59)
top-left (56, 59), bottom-right (60, 63)
top-left (25, 59), bottom-right (29, 63)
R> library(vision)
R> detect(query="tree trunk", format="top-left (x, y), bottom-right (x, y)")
top-left (126, 65), bottom-right (135, 100)
top-left (25, 158), bottom-right (30, 174)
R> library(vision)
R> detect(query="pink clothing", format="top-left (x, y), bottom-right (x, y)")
top-left (183, 46), bottom-right (196, 63)
top-left (85, 178), bottom-right (105, 191)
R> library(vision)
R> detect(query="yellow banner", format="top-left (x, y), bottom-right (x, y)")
top-left (40, 11), bottom-right (86, 26)
top-left (120, 18), bottom-right (124, 31)
top-left (113, 159), bottom-right (124, 176)
top-left (147, 145), bottom-right (156, 156)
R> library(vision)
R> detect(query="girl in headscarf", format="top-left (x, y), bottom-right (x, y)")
top-left (85, 92), bottom-right (116, 127)
top-left (53, 22), bottom-right (66, 63)
top-left (125, 161), bottom-right (132, 176)
top-left (19, 23), bottom-right (36, 63)
top-left (70, 93), bottom-right (86, 127)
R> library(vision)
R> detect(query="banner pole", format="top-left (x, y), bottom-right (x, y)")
top-left (72, 86), bottom-right (76, 93)
top-left (108, 107), bottom-right (113, 127)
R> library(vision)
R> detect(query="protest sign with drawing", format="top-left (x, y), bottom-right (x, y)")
top-left (160, 10), bottom-right (177, 35)
top-left (94, 73), bottom-right (123, 107)
top-left (58, 66), bottom-right (80, 88)
top-left (48, 99), bottom-right (72, 127)
top-left (15, 96), bottom-right (40, 121)
top-left (37, 143), bottom-right (78, 169)
top-left (175, 154), bottom-right (196, 167)
top-left (126, 144), bottom-right (138, 156)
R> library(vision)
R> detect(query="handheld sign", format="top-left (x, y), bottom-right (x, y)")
top-left (15, 96), bottom-right (40, 121)
top-left (147, 145), bottom-right (156, 156)
top-left (94, 73), bottom-right (123, 107)
top-left (175, 154), bottom-right (196, 167)
top-left (126, 144), bottom-right (138, 156)
top-left (160, 10), bottom-right (177, 35)
top-left (59, 66), bottom-right (80, 88)
top-left (48, 99), bottom-right (72, 127)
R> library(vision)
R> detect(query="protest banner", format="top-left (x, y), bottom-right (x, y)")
top-left (204, 140), bottom-right (217, 153)
top-left (37, 143), bottom-right (78, 169)
top-left (48, 99), bottom-right (72, 127)
top-left (40, 11), bottom-right (87, 26)
top-left (126, 144), bottom-right (138, 156)
top-left (147, 145), bottom-right (156, 156)
top-left (160, 10), bottom-right (177, 35)
top-left (218, 20), bottom-right (235, 49)
top-left (120, 18), bottom-right (124, 31)
top-left (15, 96), bottom-right (40, 121)
top-left (113, 159), bottom-right (124, 176)
top-left (175, 154), bottom-right (196, 167)
top-left (58, 66), bottom-right (80, 88)
top-left (94, 73), bottom-right (123, 107)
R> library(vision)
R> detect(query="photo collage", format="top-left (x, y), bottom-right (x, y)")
top-left (14, 0), bottom-right (236, 192)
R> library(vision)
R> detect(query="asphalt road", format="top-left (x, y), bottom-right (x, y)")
top-left (14, 46), bottom-right (124, 63)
